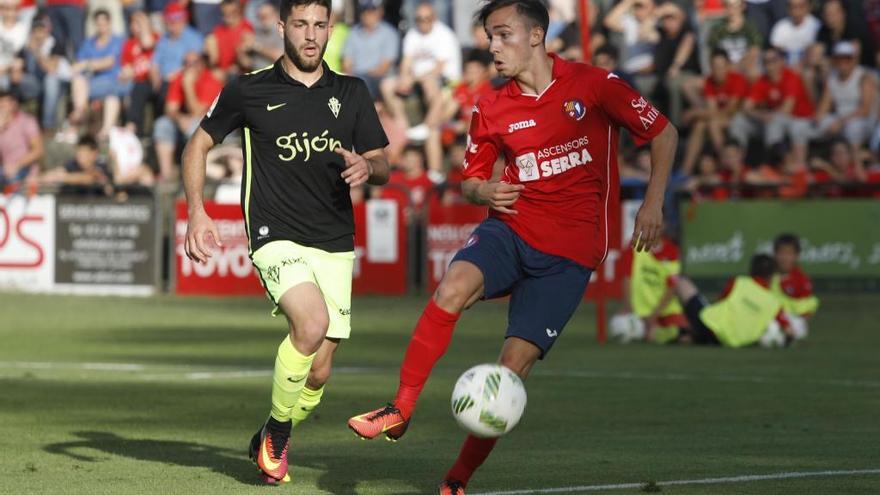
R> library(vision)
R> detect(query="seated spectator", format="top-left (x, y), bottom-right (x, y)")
top-left (40, 135), bottom-right (112, 195)
top-left (152, 3), bottom-right (205, 109)
top-left (603, 0), bottom-right (659, 95)
top-left (591, 44), bottom-right (636, 88)
top-left (771, 233), bottom-right (819, 326)
top-left (769, 0), bottom-right (820, 66)
top-left (620, 147), bottom-right (651, 197)
top-left (0, 0), bottom-right (29, 91)
top-left (814, 42), bottom-right (879, 150)
top-left (686, 151), bottom-right (730, 200)
top-left (809, 138), bottom-right (867, 195)
top-left (421, 50), bottom-right (494, 182)
top-left (120, 11), bottom-right (159, 138)
top-left (153, 52), bottom-right (223, 181)
top-left (708, 0), bottom-right (762, 80)
top-left (205, 0), bottom-right (253, 75)
top-left (68, 9), bottom-right (127, 139)
top-left (381, 2), bottom-right (461, 137)
top-left (109, 122), bottom-right (154, 187)
top-left (0, 90), bottom-right (42, 189)
top-left (237, 1), bottom-right (283, 72)
top-left (440, 136), bottom-right (467, 205)
top-left (11, 13), bottom-right (67, 131)
top-left (380, 145), bottom-right (434, 224)
top-left (732, 47), bottom-right (815, 164)
top-left (671, 254), bottom-right (794, 347)
top-left (653, 2), bottom-right (702, 126)
top-left (45, 0), bottom-right (85, 57)
top-left (682, 50), bottom-right (749, 174)
top-left (719, 139), bottom-right (747, 191)
top-left (815, 0), bottom-right (876, 68)
top-left (342, 0), bottom-right (399, 98)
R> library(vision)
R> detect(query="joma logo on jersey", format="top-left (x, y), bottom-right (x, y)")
top-left (508, 119), bottom-right (537, 134)
top-left (276, 130), bottom-right (342, 162)
top-left (631, 96), bottom-right (660, 130)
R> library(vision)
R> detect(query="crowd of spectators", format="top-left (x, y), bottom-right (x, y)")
top-left (0, 0), bottom-right (879, 208)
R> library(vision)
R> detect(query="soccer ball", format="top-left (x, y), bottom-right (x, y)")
top-left (450, 364), bottom-right (527, 438)
top-left (609, 313), bottom-right (646, 343)
top-left (759, 320), bottom-right (787, 348)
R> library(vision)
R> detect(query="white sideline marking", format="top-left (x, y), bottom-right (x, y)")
top-left (470, 468), bottom-right (880, 495)
top-left (1, 361), bottom-right (878, 389)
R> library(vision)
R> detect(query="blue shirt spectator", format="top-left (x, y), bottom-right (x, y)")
top-left (76, 34), bottom-right (124, 82)
top-left (343, 1), bottom-right (399, 97)
top-left (153, 3), bottom-right (204, 81)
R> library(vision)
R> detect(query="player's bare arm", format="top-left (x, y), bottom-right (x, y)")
top-left (461, 178), bottom-right (525, 215)
top-left (336, 147), bottom-right (390, 187)
top-left (633, 123), bottom-right (677, 252)
top-left (182, 127), bottom-right (223, 263)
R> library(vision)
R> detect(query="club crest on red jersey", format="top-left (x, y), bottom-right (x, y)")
top-left (563, 99), bottom-right (586, 121)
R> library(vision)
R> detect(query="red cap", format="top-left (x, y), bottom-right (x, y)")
top-left (164, 2), bottom-right (188, 22)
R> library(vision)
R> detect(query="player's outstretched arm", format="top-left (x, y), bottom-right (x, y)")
top-left (182, 127), bottom-right (223, 263)
top-left (633, 123), bottom-right (677, 252)
top-left (462, 178), bottom-right (525, 215)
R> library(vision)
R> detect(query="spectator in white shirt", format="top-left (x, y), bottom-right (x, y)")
top-left (380, 2), bottom-right (461, 137)
top-left (769, 0), bottom-right (820, 66)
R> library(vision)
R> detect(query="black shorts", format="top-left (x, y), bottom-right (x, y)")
top-left (683, 295), bottom-right (720, 345)
top-left (451, 218), bottom-right (591, 358)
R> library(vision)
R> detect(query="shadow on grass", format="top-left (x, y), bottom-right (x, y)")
top-left (44, 431), bottom-right (263, 486)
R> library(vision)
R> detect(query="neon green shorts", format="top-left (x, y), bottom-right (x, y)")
top-left (251, 240), bottom-right (354, 339)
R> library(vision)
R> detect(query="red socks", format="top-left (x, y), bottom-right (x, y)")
top-left (445, 435), bottom-right (499, 486)
top-left (394, 299), bottom-right (460, 418)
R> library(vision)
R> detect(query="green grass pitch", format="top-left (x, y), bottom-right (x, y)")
top-left (1, 292), bottom-right (878, 494)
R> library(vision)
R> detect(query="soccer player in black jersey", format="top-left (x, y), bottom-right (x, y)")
top-left (181, 0), bottom-right (390, 484)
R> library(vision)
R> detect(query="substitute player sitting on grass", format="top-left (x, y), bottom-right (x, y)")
top-left (348, 0), bottom-right (678, 493)
top-left (671, 254), bottom-right (794, 347)
top-left (182, 0), bottom-right (390, 484)
top-left (771, 233), bottom-right (818, 339)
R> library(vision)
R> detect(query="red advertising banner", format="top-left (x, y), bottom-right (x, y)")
top-left (425, 204), bottom-right (488, 293)
top-left (174, 200), bottom-right (407, 296)
top-left (424, 203), bottom-right (624, 300)
top-left (175, 201), bottom-right (263, 296)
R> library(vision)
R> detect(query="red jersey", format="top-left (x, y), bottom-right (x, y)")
top-left (778, 266), bottom-right (814, 299)
top-left (384, 170), bottom-right (434, 213)
top-left (748, 68), bottom-right (814, 118)
top-left (463, 54), bottom-right (669, 268)
top-left (121, 34), bottom-right (159, 82)
top-left (703, 71), bottom-right (748, 111)
top-left (166, 69), bottom-right (224, 111)
top-left (213, 19), bottom-right (253, 70)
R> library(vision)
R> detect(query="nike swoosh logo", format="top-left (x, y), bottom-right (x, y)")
top-left (260, 440), bottom-right (282, 471)
top-left (266, 103), bottom-right (287, 111)
top-left (381, 421), bottom-right (405, 433)
top-left (287, 376), bottom-right (305, 383)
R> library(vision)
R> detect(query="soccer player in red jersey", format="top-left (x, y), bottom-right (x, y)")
top-left (348, 0), bottom-right (677, 492)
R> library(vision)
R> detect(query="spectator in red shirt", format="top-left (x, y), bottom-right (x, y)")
top-left (809, 138), bottom-right (867, 196)
top-left (152, 52), bottom-right (223, 180)
top-left (732, 47), bottom-right (816, 164)
top-left (685, 151), bottom-right (730, 200)
top-left (205, 0), bottom-right (253, 75)
top-left (682, 50), bottom-right (749, 175)
top-left (120, 11), bottom-right (159, 137)
top-left (421, 51), bottom-right (495, 182)
top-left (380, 145), bottom-right (435, 224)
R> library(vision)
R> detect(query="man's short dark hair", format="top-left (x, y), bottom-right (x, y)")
top-left (710, 49), bottom-right (729, 62)
top-left (77, 135), bottom-right (99, 150)
top-left (750, 254), bottom-right (777, 279)
top-left (477, 0), bottom-right (550, 42)
top-left (773, 233), bottom-right (801, 253)
top-left (594, 44), bottom-right (618, 62)
top-left (93, 8), bottom-right (111, 21)
top-left (465, 49), bottom-right (493, 67)
top-left (279, 0), bottom-right (332, 21)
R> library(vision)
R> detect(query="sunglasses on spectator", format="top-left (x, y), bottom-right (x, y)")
top-left (415, 16), bottom-right (433, 22)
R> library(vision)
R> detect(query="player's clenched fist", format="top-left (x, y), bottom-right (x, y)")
top-left (477, 181), bottom-right (525, 215)
top-left (336, 147), bottom-right (373, 187)
top-left (185, 209), bottom-right (223, 263)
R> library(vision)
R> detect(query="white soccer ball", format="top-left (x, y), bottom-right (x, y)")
top-left (759, 320), bottom-right (786, 348)
top-left (610, 313), bottom-right (646, 343)
top-left (451, 364), bottom-right (527, 438)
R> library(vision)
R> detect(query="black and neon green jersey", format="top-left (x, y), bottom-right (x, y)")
top-left (200, 59), bottom-right (388, 253)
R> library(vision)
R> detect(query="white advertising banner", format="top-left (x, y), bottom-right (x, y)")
top-left (0, 194), bottom-right (56, 292)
